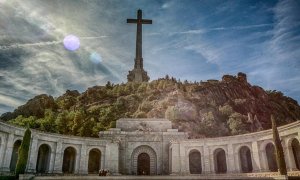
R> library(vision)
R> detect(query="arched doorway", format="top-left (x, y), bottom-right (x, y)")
top-left (239, 146), bottom-right (253, 173)
top-left (62, 147), bottom-right (76, 174)
top-left (10, 140), bottom-right (22, 172)
top-left (214, 148), bottom-right (227, 173)
top-left (88, 148), bottom-right (101, 174)
top-left (137, 153), bottom-right (150, 175)
top-left (131, 145), bottom-right (157, 175)
top-left (291, 138), bottom-right (300, 170)
top-left (265, 143), bottom-right (278, 172)
top-left (36, 144), bottom-right (51, 173)
top-left (189, 150), bottom-right (202, 174)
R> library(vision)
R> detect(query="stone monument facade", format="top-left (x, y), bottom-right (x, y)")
top-left (99, 118), bottom-right (187, 175)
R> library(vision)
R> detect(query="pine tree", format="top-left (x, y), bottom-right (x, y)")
top-left (72, 110), bottom-right (84, 135)
top-left (15, 128), bottom-right (31, 177)
top-left (271, 115), bottom-right (287, 175)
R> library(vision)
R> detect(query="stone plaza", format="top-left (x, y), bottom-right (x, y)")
top-left (0, 118), bottom-right (299, 177)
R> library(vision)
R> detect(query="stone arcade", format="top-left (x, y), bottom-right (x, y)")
top-left (0, 119), bottom-right (300, 176)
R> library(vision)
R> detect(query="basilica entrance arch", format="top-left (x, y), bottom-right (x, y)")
top-left (137, 153), bottom-right (150, 175)
top-left (131, 145), bottom-right (157, 175)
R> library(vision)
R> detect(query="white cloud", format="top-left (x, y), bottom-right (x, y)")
top-left (0, 94), bottom-right (23, 107)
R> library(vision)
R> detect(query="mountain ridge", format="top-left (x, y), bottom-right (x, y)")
top-left (1, 72), bottom-right (300, 138)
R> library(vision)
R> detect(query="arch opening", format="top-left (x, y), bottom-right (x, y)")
top-left (214, 148), bottom-right (227, 174)
top-left (137, 153), bottom-right (150, 175)
top-left (239, 146), bottom-right (253, 173)
top-left (88, 148), bottom-right (101, 174)
top-left (291, 138), bottom-right (300, 170)
top-left (62, 147), bottom-right (76, 174)
top-left (36, 144), bottom-right (51, 173)
top-left (265, 143), bottom-right (278, 172)
top-left (10, 140), bottom-right (22, 172)
top-left (189, 150), bottom-right (202, 174)
top-left (131, 145), bottom-right (157, 175)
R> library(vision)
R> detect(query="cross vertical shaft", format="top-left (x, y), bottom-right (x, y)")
top-left (127, 9), bottom-right (152, 82)
top-left (136, 9), bottom-right (142, 68)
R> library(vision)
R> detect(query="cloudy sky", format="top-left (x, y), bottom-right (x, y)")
top-left (0, 0), bottom-right (300, 114)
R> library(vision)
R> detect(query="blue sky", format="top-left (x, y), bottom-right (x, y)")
top-left (0, 0), bottom-right (300, 114)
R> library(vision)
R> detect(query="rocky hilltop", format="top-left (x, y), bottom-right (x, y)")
top-left (1, 72), bottom-right (300, 138)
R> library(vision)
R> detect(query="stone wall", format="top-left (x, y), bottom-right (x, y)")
top-left (0, 120), bottom-right (299, 176)
top-left (116, 118), bottom-right (172, 132)
top-left (0, 122), bottom-right (118, 175)
top-left (169, 121), bottom-right (300, 175)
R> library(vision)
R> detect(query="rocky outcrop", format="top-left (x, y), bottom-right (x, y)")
top-left (1, 73), bottom-right (300, 138)
top-left (1, 94), bottom-right (57, 120)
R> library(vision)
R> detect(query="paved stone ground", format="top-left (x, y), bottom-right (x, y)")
top-left (33, 176), bottom-right (278, 180)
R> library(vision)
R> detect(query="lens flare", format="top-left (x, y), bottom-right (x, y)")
top-left (63, 35), bottom-right (80, 51)
top-left (89, 52), bottom-right (102, 64)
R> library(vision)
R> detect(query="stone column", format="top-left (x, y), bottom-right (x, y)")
top-left (104, 142), bottom-right (119, 174)
top-left (234, 150), bottom-right (241, 173)
top-left (0, 135), bottom-right (7, 169)
top-left (179, 143), bottom-right (188, 175)
top-left (75, 147), bottom-right (81, 174)
top-left (203, 145), bottom-right (211, 174)
top-left (169, 142), bottom-right (180, 175)
top-left (48, 145), bottom-right (56, 173)
top-left (79, 144), bottom-right (88, 174)
top-left (227, 143), bottom-right (236, 173)
top-left (259, 144), bottom-right (268, 172)
top-left (1, 133), bottom-right (14, 172)
top-left (251, 141), bottom-right (261, 172)
top-left (26, 135), bottom-right (39, 173)
top-left (53, 141), bottom-right (63, 174)
top-left (209, 148), bottom-right (215, 173)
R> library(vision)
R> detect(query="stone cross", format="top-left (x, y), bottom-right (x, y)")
top-left (127, 9), bottom-right (152, 69)
top-left (127, 9), bottom-right (151, 82)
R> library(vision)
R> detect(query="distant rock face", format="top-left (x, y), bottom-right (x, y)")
top-left (1, 72), bottom-right (300, 138)
top-left (222, 75), bottom-right (236, 82)
top-left (237, 72), bottom-right (247, 83)
top-left (165, 100), bottom-right (198, 121)
top-left (1, 94), bottom-right (57, 120)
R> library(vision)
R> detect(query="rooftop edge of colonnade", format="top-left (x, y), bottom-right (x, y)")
top-left (0, 119), bottom-right (299, 143)
top-left (0, 120), bottom-right (109, 142)
top-left (170, 120), bottom-right (300, 144)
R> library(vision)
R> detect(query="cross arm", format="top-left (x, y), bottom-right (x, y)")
top-left (127, 19), bottom-right (138, 23)
top-left (141, 19), bottom-right (152, 24)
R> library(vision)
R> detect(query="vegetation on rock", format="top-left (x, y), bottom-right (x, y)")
top-left (1, 73), bottom-right (300, 138)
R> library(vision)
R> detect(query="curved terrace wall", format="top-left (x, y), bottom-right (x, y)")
top-left (169, 121), bottom-right (300, 175)
top-left (0, 120), bottom-right (299, 175)
top-left (0, 121), bottom-right (118, 174)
